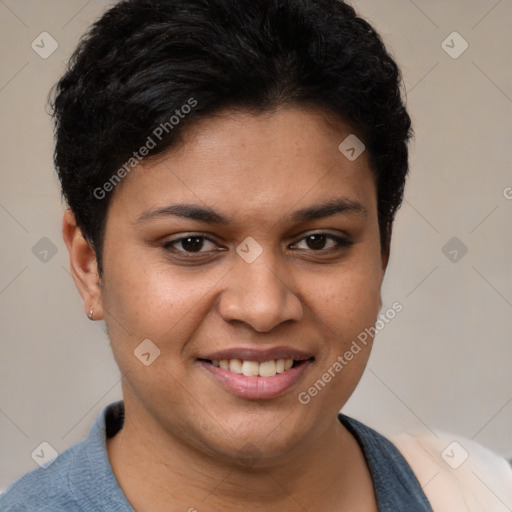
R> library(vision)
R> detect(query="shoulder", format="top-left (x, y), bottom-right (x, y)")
top-left (339, 414), bottom-right (433, 510)
top-left (1, 401), bottom-right (129, 512)
top-left (390, 429), bottom-right (512, 512)
top-left (0, 440), bottom-right (86, 512)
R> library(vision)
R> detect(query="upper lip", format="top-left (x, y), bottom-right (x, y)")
top-left (199, 347), bottom-right (315, 362)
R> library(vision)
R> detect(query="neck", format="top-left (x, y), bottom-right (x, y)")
top-left (106, 398), bottom-right (377, 511)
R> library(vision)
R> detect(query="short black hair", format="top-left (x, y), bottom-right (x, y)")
top-left (50, 0), bottom-right (412, 274)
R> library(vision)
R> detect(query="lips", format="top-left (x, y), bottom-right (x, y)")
top-left (197, 347), bottom-right (315, 399)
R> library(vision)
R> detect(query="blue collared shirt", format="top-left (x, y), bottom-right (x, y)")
top-left (1, 401), bottom-right (432, 511)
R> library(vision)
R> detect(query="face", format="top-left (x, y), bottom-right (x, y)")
top-left (88, 106), bottom-right (387, 464)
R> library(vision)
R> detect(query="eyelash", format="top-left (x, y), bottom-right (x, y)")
top-left (162, 233), bottom-right (354, 257)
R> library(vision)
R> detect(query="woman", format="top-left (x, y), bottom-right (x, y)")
top-left (1, 0), bottom-right (510, 510)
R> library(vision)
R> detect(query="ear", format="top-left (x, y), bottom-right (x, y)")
top-left (62, 209), bottom-right (104, 321)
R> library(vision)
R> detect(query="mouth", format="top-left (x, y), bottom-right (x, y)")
top-left (196, 351), bottom-right (315, 400)
top-left (198, 357), bottom-right (313, 378)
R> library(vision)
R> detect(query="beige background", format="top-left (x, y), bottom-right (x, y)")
top-left (1, 0), bottom-right (511, 493)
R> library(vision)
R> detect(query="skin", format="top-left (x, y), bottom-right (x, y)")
top-left (63, 105), bottom-right (390, 511)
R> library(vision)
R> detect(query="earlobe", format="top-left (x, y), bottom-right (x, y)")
top-left (62, 209), bottom-right (104, 321)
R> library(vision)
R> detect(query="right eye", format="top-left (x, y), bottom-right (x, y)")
top-left (162, 235), bottom-right (219, 254)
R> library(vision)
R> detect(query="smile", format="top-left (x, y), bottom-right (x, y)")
top-left (208, 358), bottom-right (295, 377)
top-left (198, 357), bottom-right (314, 399)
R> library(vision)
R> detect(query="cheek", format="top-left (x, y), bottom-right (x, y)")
top-left (100, 249), bottom-right (224, 357)
top-left (313, 257), bottom-right (383, 333)
top-left (297, 263), bottom-right (382, 410)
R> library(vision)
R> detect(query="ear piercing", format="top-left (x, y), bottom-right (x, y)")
top-left (88, 307), bottom-right (94, 321)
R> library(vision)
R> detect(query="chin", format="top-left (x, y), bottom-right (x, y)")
top-left (193, 417), bottom-right (309, 467)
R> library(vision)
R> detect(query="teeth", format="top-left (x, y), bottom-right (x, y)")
top-left (211, 358), bottom-right (299, 377)
top-left (241, 360), bottom-right (260, 376)
top-left (229, 358), bottom-right (243, 373)
top-left (258, 360), bottom-right (276, 377)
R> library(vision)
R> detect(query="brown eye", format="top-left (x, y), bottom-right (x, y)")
top-left (163, 235), bottom-right (217, 254)
top-left (305, 234), bottom-right (328, 250)
top-left (180, 237), bottom-right (205, 252)
top-left (293, 233), bottom-right (353, 252)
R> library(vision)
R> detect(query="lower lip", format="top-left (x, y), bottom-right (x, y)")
top-left (198, 360), bottom-right (312, 400)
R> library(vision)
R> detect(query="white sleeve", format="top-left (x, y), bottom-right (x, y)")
top-left (390, 430), bottom-right (512, 512)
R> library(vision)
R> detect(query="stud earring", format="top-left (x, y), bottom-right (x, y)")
top-left (88, 307), bottom-right (94, 321)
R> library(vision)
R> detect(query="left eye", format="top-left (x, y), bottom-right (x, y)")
top-left (292, 234), bottom-right (351, 251)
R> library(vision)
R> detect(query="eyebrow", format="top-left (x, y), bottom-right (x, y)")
top-left (135, 197), bottom-right (367, 225)
top-left (292, 197), bottom-right (367, 222)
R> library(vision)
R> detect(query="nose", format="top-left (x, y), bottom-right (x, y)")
top-left (217, 253), bottom-right (303, 333)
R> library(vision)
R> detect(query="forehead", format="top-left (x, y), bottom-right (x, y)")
top-left (109, 106), bottom-right (377, 224)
